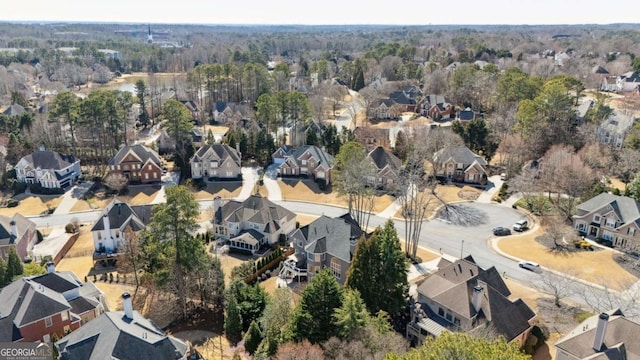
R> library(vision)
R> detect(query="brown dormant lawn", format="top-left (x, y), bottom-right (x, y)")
top-left (393, 185), bottom-right (481, 219)
top-left (193, 182), bottom-right (242, 201)
top-left (278, 179), bottom-right (395, 213)
top-left (497, 228), bottom-right (637, 291)
top-left (0, 195), bottom-right (63, 217)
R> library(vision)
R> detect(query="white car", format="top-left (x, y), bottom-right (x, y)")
top-left (500, 173), bottom-right (507, 181)
top-left (519, 261), bottom-right (540, 272)
top-left (513, 220), bottom-right (529, 232)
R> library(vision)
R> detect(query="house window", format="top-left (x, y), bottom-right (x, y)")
top-left (457, 163), bottom-right (463, 169)
top-left (454, 318), bottom-right (461, 327)
top-left (148, 165), bottom-right (152, 170)
top-left (115, 230), bottom-right (120, 238)
top-left (153, 173), bottom-right (158, 179)
top-left (594, 215), bottom-right (601, 224)
top-left (117, 165), bottom-right (121, 170)
top-left (628, 228), bottom-right (636, 236)
top-left (302, 160), bottom-right (307, 165)
top-left (438, 308), bottom-right (445, 317)
top-left (227, 162), bottom-right (231, 167)
top-left (97, 232), bottom-right (102, 240)
top-left (605, 218), bottom-right (616, 228)
top-left (446, 313), bottom-right (453, 322)
top-left (61, 310), bottom-right (69, 321)
top-left (330, 259), bottom-right (341, 280)
top-left (210, 161), bottom-right (218, 168)
top-left (45, 316), bottom-right (52, 327)
top-left (123, 165), bottom-right (129, 171)
top-left (145, 173), bottom-right (149, 180)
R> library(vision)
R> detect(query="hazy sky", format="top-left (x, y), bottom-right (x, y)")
top-left (5, 0), bottom-right (640, 25)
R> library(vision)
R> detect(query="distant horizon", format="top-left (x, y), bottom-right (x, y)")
top-left (4, 0), bottom-right (640, 27)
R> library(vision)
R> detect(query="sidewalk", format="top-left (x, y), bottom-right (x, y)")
top-left (53, 182), bottom-right (94, 215)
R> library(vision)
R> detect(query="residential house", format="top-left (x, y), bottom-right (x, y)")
top-left (97, 49), bottom-right (121, 60)
top-left (272, 145), bottom-right (335, 185)
top-left (288, 120), bottom-right (326, 148)
top-left (601, 75), bottom-right (619, 92)
top-left (407, 256), bottom-right (536, 347)
top-left (554, 309), bottom-right (640, 360)
top-left (367, 146), bottom-right (402, 191)
top-left (56, 293), bottom-right (189, 360)
top-left (284, 213), bottom-right (365, 284)
top-left (595, 113), bottom-right (636, 149)
top-left (29, 262), bottom-right (107, 324)
top-left (107, 144), bottom-right (163, 184)
top-left (2, 103), bottom-right (26, 116)
top-left (371, 98), bottom-right (402, 120)
top-left (433, 145), bottom-right (488, 184)
top-left (616, 71), bottom-right (640, 93)
top-left (353, 126), bottom-right (391, 151)
top-left (90, 200), bottom-right (153, 261)
top-left (0, 264), bottom-right (106, 343)
top-left (0, 213), bottom-right (38, 262)
top-left (455, 108), bottom-right (478, 123)
top-left (190, 144), bottom-right (241, 180)
top-left (211, 195), bottom-right (296, 254)
top-left (180, 99), bottom-right (200, 122)
top-left (419, 94), bottom-right (453, 120)
top-left (14, 147), bottom-right (81, 189)
top-left (389, 90), bottom-right (418, 113)
top-left (213, 102), bottom-right (249, 124)
top-left (572, 193), bottom-right (640, 251)
top-left (156, 129), bottom-right (176, 155)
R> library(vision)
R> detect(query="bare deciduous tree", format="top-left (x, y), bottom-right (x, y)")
top-left (104, 173), bottom-right (128, 195)
top-left (578, 276), bottom-right (640, 319)
top-left (536, 267), bottom-right (579, 307)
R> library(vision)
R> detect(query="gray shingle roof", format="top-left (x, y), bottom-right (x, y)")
top-left (283, 145), bottom-right (334, 169)
top-left (3, 104), bottom-right (25, 116)
top-left (416, 256), bottom-right (535, 342)
top-left (191, 144), bottom-right (241, 165)
top-left (300, 213), bottom-right (364, 262)
top-left (108, 144), bottom-right (161, 166)
top-left (19, 150), bottom-right (76, 170)
top-left (29, 271), bottom-right (82, 294)
top-left (555, 309), bottom-right (640, 359)
top-left (91, 200), bottom-right (147, 232)
top-left (219, 195), bottom-right (295, 231)
top-left (367, 146), bottom-right (402, 171)
top-left (575, 193), bottom-right (640, 226)
top-left (434, 145), bottom-right (487, 166)
top-left (0, 213), bottom-right (36, 248)
top-left (57, 311), bottom-right (188, 360)
top-left (0, 278), bottom-right (71, 341)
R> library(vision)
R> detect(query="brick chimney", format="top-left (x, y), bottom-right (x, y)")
top-left (593, 313), bottom-right (609, 351)
top-left (122, 292), bottom-right (134, 320)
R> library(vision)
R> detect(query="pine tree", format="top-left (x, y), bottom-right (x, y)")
top-left (289, 268), bottom-right (343, 343)
top-left (0, 258), bottom-right (7, 287)
top-left (224, 296), bottom-right (243, 346)
top-left (393, 129), bottom-right (409, 161)
top-left (5, 248), bottom-right (23, 283)
top-left (346, 221), bottom-right (408, 315)
top-left (333, 289), bottom-right (369, 339)
top-left (243, 320), bottom-right (262, 355)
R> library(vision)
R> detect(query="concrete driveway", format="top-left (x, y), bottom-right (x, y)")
top-left (263, 164), bottom-right (282, 201)
top-left (53, 182), bottom-right (94, 215)
top-left (236, 167), bottom-right (260, 200)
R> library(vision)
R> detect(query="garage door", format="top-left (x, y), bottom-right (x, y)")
top-left (316, 171), bottom-right (325, 179)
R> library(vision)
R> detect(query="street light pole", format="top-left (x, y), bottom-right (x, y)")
top-left (460, 240), bottom-right (464, 259)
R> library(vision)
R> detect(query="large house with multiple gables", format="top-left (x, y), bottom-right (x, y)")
top-left (433, 145), bottom-right (488, 185)
top-left (272, 145), bottom-right (335, 185)
top-left (0, 213), bottom-right (37, 262)
top-left (14, 147), bottom-right (81, 189)
top-left (211, 195), bottom-right (296, 254)
top-left (366, 146), bottom-right (403, 191)
top-left (107, 144), bottom-right (163, 184)
top-left (407, 256), bottom-right (536, 347)
top-left (284, 213), bottom-right (366, 284)
top-left (0, 263), bottom-right (106, 343)
top-left (572, 193), bottom-right (640, 251)
top-left (190, 144), bottom-right (242, 180)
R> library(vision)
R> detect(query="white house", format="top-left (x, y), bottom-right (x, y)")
top-left (14, 147), bottom-right (81, 189)
top-left (90, 200), bottom-right (151, 256)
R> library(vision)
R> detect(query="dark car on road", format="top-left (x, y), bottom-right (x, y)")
top-left (493, 226), bottom-right (511, 236)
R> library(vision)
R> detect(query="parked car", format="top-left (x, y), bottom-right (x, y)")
top-left (513, 220), bottom-right (529, 232)
top-left (493, 227), bottom-right (511, 236)
top-left (500, 173), bottom-right (507, 181)
top-left (519, 260), bottom-right (541, 272)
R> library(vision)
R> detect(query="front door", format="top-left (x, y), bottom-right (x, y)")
top-left (589, 226), bottom-right (598, 237)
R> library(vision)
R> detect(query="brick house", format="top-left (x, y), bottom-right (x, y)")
top-left (366, 146), bottom-right (402, 191)
top-left (0, 264), bottom-right (106, 343)
top-left (572, 193), bottom-right (640, 251)
top-left (0, 213), bottom-right (37, 262)
top-left (271, 145), bottom-right (334, 185)
top-left (107, 144), bottom-right (163, 184)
